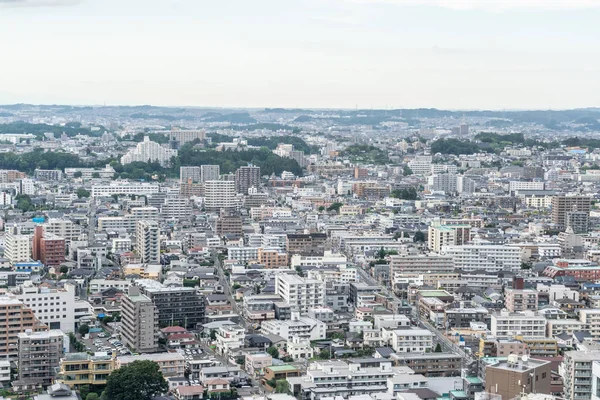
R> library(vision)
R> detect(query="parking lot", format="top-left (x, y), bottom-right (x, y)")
top-left (81, 331), bottom-right (131, 356)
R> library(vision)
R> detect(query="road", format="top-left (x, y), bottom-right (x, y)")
top-left (212, 252), bottom-right (247, 329)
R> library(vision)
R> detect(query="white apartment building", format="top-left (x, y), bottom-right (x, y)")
top-left (64, 165), bottom-right (115, 179)
top-left (509, 181), bottom-right (545, 192)
top-left (201, 165), bottom-right (220, 182)
top-left (275, 274), bottom-right (325, 315)
top-left (546, 319), bottom-right (585, 337)
top-left (15, 282), bottom-right (76, 332)
top-left (112, 238), bottom-right (132, 253)
top-left (286, 336), bottom-right (314, 360)
top-left (428, 173), bottom-right (457, 193)
top-left (261, 315), bottom-right (326, 340)
top-left (490, 311), bottom-right (546, 339)
top-left (43, 219), bottom-right (81, 243)
top-left (525, 195), bottom-right (553, 208)
top-left (442, 244), bottom-right (521, 272)
top-left (227, 247), bottom-right (259, 263)
top-left (307, 266), bottom-right (358, 284)
top-left (290, 252), bottom-right (348, 268)
top-left (89, 279), bottom-right (131, 293)
top-left (204, 180), bottom-right (237, 210)
top-left (121, 136), bottom-right (177, 167)
top-left (91, 183), bottom-right (160, 197)
top-left (161, 197), bottom-right (192, 219)
top-left (390, 328), bottom-right (433, 353)
top-left (5, 233), bottom-right (31, 265)
top-left (561, 351), bottom-right (600, 400)
top-left (215, 324), bottom-right (245, 356)
top-left (580, 309), bottom-right (600, 339)
top-left (136, 220), bottom-right (160, 264)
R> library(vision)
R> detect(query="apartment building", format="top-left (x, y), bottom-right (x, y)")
top-left (428, 221), bottom-right (471, 253)
top-left (390, 353), bottom-right (462, 377)
top-left (141, 285), bottom-right (205, 329)
top-left (389, 254), bottom-right (455, 275)
top-left (0, 296), bottom-right (47, 359)
top-left (490, 311), bottom-right (546, 339)
top-left (504, 288), bottom-right (539, 312)
top-left (235, 166), bottom-right (260, 194)
top-left (258, 248), bottom-right (289, 268)
top-left (552, 196), bottom-right (592, 229)
top-left (442, 244), bottom-right (521, 273)
top-left (43, 219), bottom-right (81, 243)
top-left (561, 351), bottom-right (600, 400)
top-left (88, 279), bottom-right (131, 293)
top-left (215, 213), bottom-right (243, 236)
top-left (579, 309), bottom-right (600, 339)
top-left (390, 328), bottom-right (434, 353)
top-left (13, 330), bottom-right (65, 391)
top-left (117, 352), bottom-right (185, 377)
top-left (14, 282), bottom-right (76, 332)
top-left (286, 233), bottom-right (327, 257)
top-left (5, 232), bottom-right (31, 265)
top-left (485, 356), bottom-right (551, 400)
top-left (261, 315), bottom-right (327, 341)
top-left (161, 197), bottom-right (193, 220)
top-left (120, 287), bottom-right (158, 353)
top-left (57, 352), bottom-right (116, 389)
top-left (91, 183), bottom-right (160, 197)
top-left (245, 352), bottom-right (272, 376)
top-left (204, 180), bottom-right (237, 211)
top-left (136, 220), bottom-right (160, 264)
top-left (286, 336), bottom-right (314, 360)
top-left (275, 274), bottom-right (325, 315)
top-left (201, 165), bottom-right (220, 182)
top-left (166, 129), bottom-right (206, 145)
top-left (215, 324), bottom-right (245, 356)
top-left (33, 230), bottom-right (66, 267)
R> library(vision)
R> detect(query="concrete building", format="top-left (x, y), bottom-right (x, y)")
top-left (235, 166), bottom-right (261, 195)
top-left (121, 136), bottom-right (178, 167)
top-left (14, 282), bottom-right (76, 332)
top-left (161, 196), bottom-right (193, 220)
top-left (286, 336), bottom-right (314, 360)
top-left (245, 352), bottom-right (272, 376)
top-left (389, 254), bottom-right (455, 275)
top-left (215, 324), bottom-right (245, 356)
top-left (491, 311), bottom-right (546, 339)
top-left (505, 288), bottom-right (539, 312)
top-left (442, 244), bottom-right (521, 273)
top-left (32, 227), bottom-right (66, 267)
top-left (390, 328), bottom-right (434, 353)
top-left (428, 218), bottom-right (471, 253)
top-left (204, 180), bottom-right (237, 211)
top-left (57, 352), bottom-right (116, 390)
top-left (91, 183), bottom-right (160, 197)
top-left (485, 356), bottom-right (552, 400)
top-left (179, 166), bottom-right (201, 183)
top-left (552, 196), bottom-right (592, 230)
top-left (261, 314), bottom-right (327, 341)
top-left (201, 165), bottom-right (220, 182)
top-left (120, 287), bottom-right (158, 353)
top-left (117, 352), bottom-right (185, 377)
top-left (275, 274), bottom-right (325, 315)
top-left (561, 351), bottom-right (600, 400)
top-left (14, 330), bottom-right (65, 391)
top-left (136, 220), bottom-right (160, 264)
top-left (0, 295), bottom-right (47, 358)
top-left (5, 232), bottom-right (31, 265)
top-left (258, 248), bottom-right (289, 268)
top-left (140, 284), bottom-right (205, 329)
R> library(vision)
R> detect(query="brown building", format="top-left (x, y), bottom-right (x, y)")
top-left (551, 196), bottom-right (591, 229)
top-left (391, 353), bottom-right (462, 377)
top-left (504, 288), bottom-right (538, 312)
top-left (262, 365), bottom-right (300, 390)
top-left (235, 166), bottom-right (260, 195)
top-left (257, 248), bottom-right (288, 268)
top-left (215, 213), bottom-right (243, 237)
top-left (0, 296), bottom-right (47, 359)
top-left (354, 167), bottom-right (368, 179)
top-left (485, 356), bottom-right (552, 400)
top-left (179, 178), bottom-right (204, 197)
top-left (33, 226), bottom-right (66, 267)
top-left (286, 233), bottom-right (327, 257)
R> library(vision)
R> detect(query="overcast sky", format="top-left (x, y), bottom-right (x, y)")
top-left (1, 0), bottom-right (599, 110)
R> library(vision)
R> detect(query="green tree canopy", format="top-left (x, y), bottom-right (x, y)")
top-left (267, 346), bottom-right (279, 359)
top-left (77, 188), bottom-right (90, 198)
top-left (101, 360), bottom-right (168, 400)
top-left (78, 324), bottom-right (90, 336)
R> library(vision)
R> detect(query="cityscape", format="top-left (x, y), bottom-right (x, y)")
top-left (3, 1), bottom-right (600, 400)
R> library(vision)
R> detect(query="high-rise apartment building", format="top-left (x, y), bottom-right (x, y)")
top-left (5, 232), bottom-right (31, 265)
top-left (0, 296), bottom-right (47, 358)
top-left (140, 284), bottom-right (205, 329)
top-left (552, 196), bottom-right (592, 230)
top-left (179, 166), bottom-right (201, 183)
top-left (120, 136), bottom-right (178, 167)
top-left (135, 220), bottom-right (160, 264)
top-left (561, 351), bottom-right (600, 400)
top-left (120, 287), bottom-right (158, 353)
top-left (167, 129), bottom-right (206, 146)
top-left (428, 218), bottom-right (471, 253)
top-left (14, 282), bottom-right (76, 332)
top-left (33, 226), bottom-right (66, 267)
top-left (201, 165), bottom-right (220, 182)
top-left (204, 180), bottom-right (237, 210)
top-left (235, 166), bottom-right (260, 195)
top-left (14, 330), bottom-right (65, 391)
top-left (275, 274), bottom-right (325, 315)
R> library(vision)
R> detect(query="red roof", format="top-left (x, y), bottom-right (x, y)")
top-left (177, 385), bottom-right (204, 395)
top-left (168, 333), bottom-right (195, 340)
top-left (160, 326), bottom-right (187, 334)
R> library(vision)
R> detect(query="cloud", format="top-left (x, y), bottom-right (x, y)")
top-left (348, 0), bottom-right (600, 11)
top-left (310, 15), bottom-right (359, 25)
top-left (0, 0), bottom-right (80, 7)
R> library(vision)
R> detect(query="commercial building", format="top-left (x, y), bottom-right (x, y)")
top-left (136, 220), bottom-right (160, 264)
top-left (120, 287), bottom-right (158, 353)
top-left (275, 274), bottom-right (325, 315)
top-left (235, 166), bottom-right (260, 195)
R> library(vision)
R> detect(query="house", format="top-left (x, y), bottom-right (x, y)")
top-left (203, 378), bottom-right (230, 393)
top-left (175, 385), bottom-right (205, 400)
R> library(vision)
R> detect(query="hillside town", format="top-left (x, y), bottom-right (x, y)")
top-left (0, 105), bottom-right (599, 400)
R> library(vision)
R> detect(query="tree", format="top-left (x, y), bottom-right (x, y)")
top-left (434, 343), bottom-right (443, 353)
top-left (267, 346), bottom-right (279, 359)
top-left (78, 324), bottom-right (90, 336)
top-left (275, 380), bottom-right (290, 394)
top-left (403, 165), bottom-right (413, 175)
top-left (86, 393), bottom-right (100, 400)
top-left (413, 231), bottom-right (426, 242)
top-left (318, 206), bottom-right (325, 212)
top-left (101, 360), bottom-right (168, 400)
top-left (77, 188), bottom-right (90, 198)
top-left (60, 266), bottom-right (69, 274)
top-left (92, 172), bottom-right (101, 178)
top-left (377, 247), bottom-right (386, 260)
top-left (73, 171), bottom-right (83, 178)
top-left (327, 202), bottom-right (343, 213)
top-left (210, 330), bottom-right (217, 341)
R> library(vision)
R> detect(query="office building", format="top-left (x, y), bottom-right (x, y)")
top-left (552, 196), bottom-right (592, 230)
top-left (13, 330), bottom-right (65, 391)
top-left (120, 136), bottom-right (178, 167)
top-left (235, 166), bottom-right (260, 194)
top-left (136, 220), bottom-right (160, 264)
top-left (204, 180), bottom-right (237, 210)
top-left (120, 286), bottom-right (158, 353)
top-left (275, 274), bottom-right (325, 315)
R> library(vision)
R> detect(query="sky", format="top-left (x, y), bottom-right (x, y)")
top-left (1, 0), bottom-right (600, 110)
